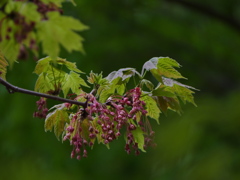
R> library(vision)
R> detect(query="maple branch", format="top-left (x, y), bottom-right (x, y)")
top-left (0, 77), bottom-right (85, 106)
top-left (165, 0), bottom-right (240, 33)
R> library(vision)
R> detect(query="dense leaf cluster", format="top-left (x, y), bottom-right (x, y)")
top-left (0, 0), bottom-right (197, 159)
top-left (33, 56), bottom-right (197, 159)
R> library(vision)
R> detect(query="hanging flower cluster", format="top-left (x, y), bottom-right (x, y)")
top-left (62, 87), bottom-right (156, 159)
top-left (36, 56), bottom-right (197, 160)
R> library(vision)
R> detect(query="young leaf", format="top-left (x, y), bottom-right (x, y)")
top-left (162, 77), bottom-right (198, 106)
top-left (142, 57), bottom-right (185, 82)
top-left (156, 96), bottom-right (182, 115)
top-left (87, 71), bottom-right (108, 85)
top-left (45, 106), bottom-right (69, 140)
top-left (162, 77), bottom-right (196, 89)
top-left (34, 72), bottom-right (55, 93)
top-left (35, 57), bottom-right (88, 95)
top-left (140, 94), bottom-right (161, 124)
top-left (47, 66), bottom-right (67, 84)
top-left (35, 56), bottom-right (84, 76)
top-left (106, 68), bottom-right (141, 82)
top-left (34, 57), bottom-right (52, 75)
top-left (36, 12), bottom-right (89, 59)
top-left (156, 57), bottom-right (184, 79)
top-left (141, 58), bottom-right (158, 75)
top-left (35, 64), bottom-right (67, 94)
top-left (34, 73), bottom-right (50, 93)
top-left (98, 75), bottom-right (128, 102)
top-left (154, 96), bottom-right (168, 115)
top-left (0, 51), bottom-right (8, 80)
top-left (132, 127), bottom-right (146, 152)
top-left (166, 97), bottom-right (182, 114)
top-left (99, 85), bottom-right (116, 103)
top-left (152, 85), bottom-right (176, 97)
top-left (120, 68), bottom-right (141, 81)
top-left (140, 79), bottom-right (154, 91)
top-left (116, 83), bottom-right (125, 95)
top-left (62, 71), bottom-right (89, 97)
top-left (173, 84), bottom-right (196, 106)
top-left (56, 58), bottom-right (84, 73)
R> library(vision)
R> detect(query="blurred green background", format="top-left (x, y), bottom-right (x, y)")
top-left (1, 0), bottom-right (240, 179)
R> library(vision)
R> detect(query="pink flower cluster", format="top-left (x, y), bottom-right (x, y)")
top-left (33, 97), bottom-right (48, 118)
top-left (64, 87), bottom-right (153, 159)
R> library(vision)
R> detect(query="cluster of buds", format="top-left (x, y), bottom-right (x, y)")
top-left (63, 87), bottom-right (155, 159)
top-left (63, 112), bottom-right (90, 160)
top-left (33, 97), bottom-right (48, 118)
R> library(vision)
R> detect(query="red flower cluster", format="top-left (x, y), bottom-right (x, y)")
top-left (33, 97), bottom-right (48, 118)
top-left (63, 87), bottom-right (154, 159)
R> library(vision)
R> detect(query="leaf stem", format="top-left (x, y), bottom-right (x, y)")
top-left (133, 75), bottom-right (137, 87)
top-left (51, 65), bottom-right (57, 89)
top-left (0, 77), bottom-right (86, 106)
top-left (141, 70), bottom-right (147, 79)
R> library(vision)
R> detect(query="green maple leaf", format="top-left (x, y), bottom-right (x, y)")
top-left (34, 72), bottom-right (55, 93)
top-left (45, 104), bottom-right (69, 140)
top-left (34, 66), bottom-right (66, 94)
top-left (152, 77), bottom-right (197, 114)
top-left (98, 76), bottom-right (128, 103)
top-left (116, 83), bottom-right (125, 95)
top-left (34, 57), bottom-right (86, 95)
top-left (36, 12), bottom-right (89, 60)
top-left (99, 84), bottom-right (116, 103)
top-left (87, 72), bottom-right (108, 85)
top-left (162, 77), bottom-right (197, 106)
top-left (56, 58), bottom-right (84, 73)
top-left (34, 57), bottom-right (52, 75)
top-left (34, 57), bottom-right (84, 75)
top-left (152, 84), bottom-right (176, 97)
top-left (62, 71), bottom-right (89, 97)
top-left (98, 68), bottom-right (140, 102)
top-left (140, 94), bottom-right (161, 124)
top-left (173, 84), bottom-right (197, 106)
top-left (155, 96), bottom-right (182, 115)
top-left (87, 72), bottom-right (111, 99)
top-left (142, 57), bottom-right (185, 82)
top-left (132, 127), bottom-right (146, 152)
top-left (106, 68), bottom-right (141, 82)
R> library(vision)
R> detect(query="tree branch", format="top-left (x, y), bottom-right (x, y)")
top-left (0, 77), bottom-right (85, 106)
top-left (165, 0), bottom-right (240, 33)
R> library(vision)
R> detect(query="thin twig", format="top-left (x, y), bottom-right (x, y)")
top-left (0, 77), bottom-right (85, 106)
